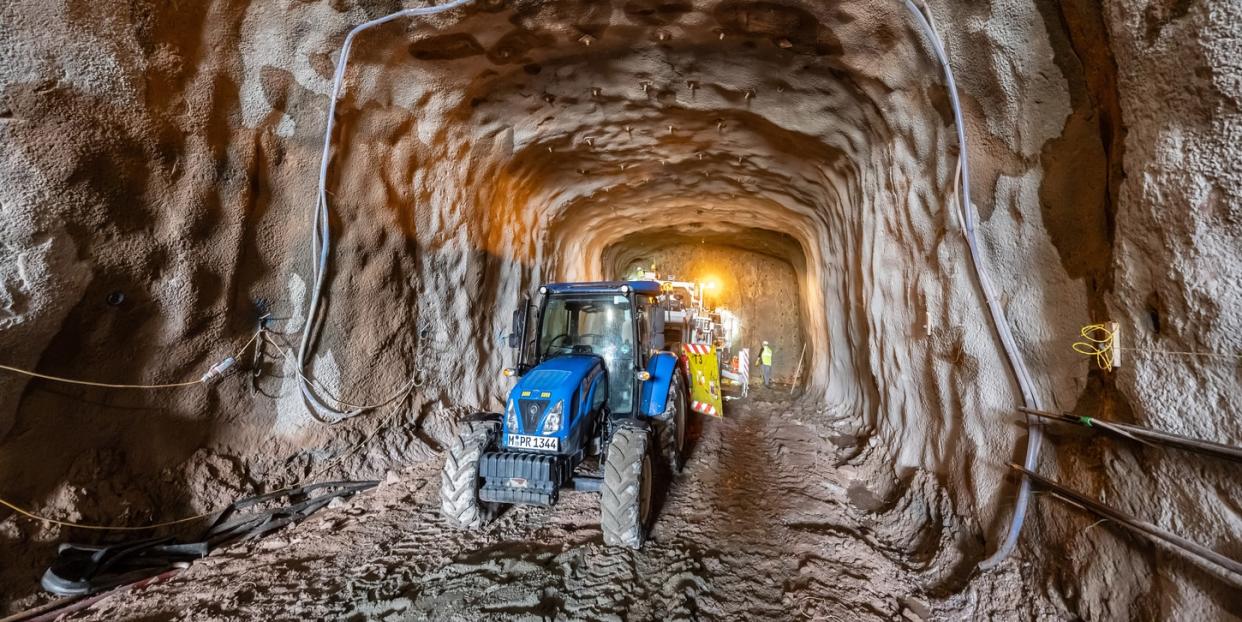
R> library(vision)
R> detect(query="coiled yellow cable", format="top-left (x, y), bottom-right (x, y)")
top-left (1072, 323), bottom-right (1117, 371)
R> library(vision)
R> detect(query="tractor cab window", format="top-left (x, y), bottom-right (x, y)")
top-left (539, 294), bottom-right (636, 413)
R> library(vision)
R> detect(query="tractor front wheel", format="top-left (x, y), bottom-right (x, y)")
top-left (601, 425), bottom-right (654, 549)
top-left (440, 420), bottom-right (499, 530)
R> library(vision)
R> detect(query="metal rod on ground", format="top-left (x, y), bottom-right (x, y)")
top-left (789, 344), bottom-right (806, 395)
top-left (1009, 464), bottom-right (1242, 587)
top-left (0, 597), bottom-right (81, 622)
top-left (1019, 407), bottom-right (1242, 464)
top-left (1, 568), bottom-right (184, 622)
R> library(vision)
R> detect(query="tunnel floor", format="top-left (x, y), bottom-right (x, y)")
top-left (48, 393), bottom-right (1051, 621)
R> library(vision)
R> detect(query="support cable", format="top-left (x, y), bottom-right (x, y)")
top-left (1072, 322), bottom-right (1242, 372)
top-left (901, 0), bottom-right (1045, 569)
top-left (299, 0), bottom-right (474, 423)
top-left (0, 345), bottom-right (412, 533)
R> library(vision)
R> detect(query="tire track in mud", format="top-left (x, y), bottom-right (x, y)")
top-left (64, 397), bottom-right (1022, 621)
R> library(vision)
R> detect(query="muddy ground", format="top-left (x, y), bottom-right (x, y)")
top-left (8, 392), bottom-right (1062, 621)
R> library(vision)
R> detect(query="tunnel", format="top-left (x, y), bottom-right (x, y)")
top-left (602, 228), bottom-right (809, 382)
top-left (1, 0), bottom-right (1240, 619)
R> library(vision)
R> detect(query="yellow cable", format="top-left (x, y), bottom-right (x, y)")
top-left (0, 365), bottom-right (204, 389)
top-left (0, 331), bottom-right (263, 390)
top-left (0, 331), bottom-right (278, 531)
top-left (0, 497), bottom-right (218, 532)
top-left (0, 367), bottom-right (411, 533)
top-left (1072, 323), bottom-right (1116, 371)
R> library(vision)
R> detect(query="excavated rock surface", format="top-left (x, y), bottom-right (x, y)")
top-left (0, 0), bottom-right (1239, 618)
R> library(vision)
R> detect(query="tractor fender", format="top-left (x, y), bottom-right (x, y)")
top-left (639, 351), bottom-right (682, 417)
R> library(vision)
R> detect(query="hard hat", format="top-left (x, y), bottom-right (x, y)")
top-left (762, 340), bottom-right (769, 345)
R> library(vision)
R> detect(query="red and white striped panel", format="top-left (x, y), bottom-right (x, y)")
top-left (682, 343), bottom-right (712, 355)
top-left (691, 400), bottom-right (718, 416)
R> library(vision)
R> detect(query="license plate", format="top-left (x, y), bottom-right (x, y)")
top-left (507, 434), bottom-right (558, 451)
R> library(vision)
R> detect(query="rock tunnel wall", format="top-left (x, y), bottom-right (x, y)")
top-left (0, 0), bottom-right (1239, 617)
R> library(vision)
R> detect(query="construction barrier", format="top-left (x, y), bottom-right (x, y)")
top-left (737, 348), bottom-right (749, 397)
top-left (683, 343), bottom-right (724, 417)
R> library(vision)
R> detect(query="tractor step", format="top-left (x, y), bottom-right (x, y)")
top-left (570, 476), bottom-right (603, 492)
top-left (478, 451), bottom-right (572, 506)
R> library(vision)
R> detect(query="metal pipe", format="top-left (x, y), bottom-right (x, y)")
top-left (3, 568), bottom-right (186, 622)
top-left (1020, 407), bottom-right (1242, 463)
top-left (1012, 464), bottom-right (1242, 587)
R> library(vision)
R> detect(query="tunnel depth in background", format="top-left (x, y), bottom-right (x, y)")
top-left (603, 229), bottom-right (809, 384)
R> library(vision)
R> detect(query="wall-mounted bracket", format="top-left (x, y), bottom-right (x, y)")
top-left (1109, 321), bottom-right (1121, 370)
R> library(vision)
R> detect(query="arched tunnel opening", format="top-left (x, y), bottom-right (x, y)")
top-left (1, 1), bottom-right (1240, 619)
top-left (602, 228), bottom-right (809, 385)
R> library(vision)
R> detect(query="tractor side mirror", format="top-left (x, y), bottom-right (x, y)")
top-left (508, 305), bottom-right (526, 349)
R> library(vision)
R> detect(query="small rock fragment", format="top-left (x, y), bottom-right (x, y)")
top-left (258, 538), bottom-right (287, 551)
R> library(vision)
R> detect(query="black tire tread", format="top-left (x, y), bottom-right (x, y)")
top-left (600, 425), bottom-right (650, 549)
top-left (439, 421), bottom-right (497, 530)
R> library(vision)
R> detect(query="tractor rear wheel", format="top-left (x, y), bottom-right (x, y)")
top-left (600, 425), bottom-right (654, 549)
top-left (653, 373), bottom-right (687, 472)
top-left (440, 420), bottom-right (499, 530)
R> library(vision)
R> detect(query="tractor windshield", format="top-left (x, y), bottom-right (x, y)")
top-left (538, 294), bottom-right (636, 414)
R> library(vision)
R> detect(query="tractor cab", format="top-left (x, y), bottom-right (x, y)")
top-left (507, 281), bottom-right (666, 440)
top-left (440, 281), bottom-right (688, 549)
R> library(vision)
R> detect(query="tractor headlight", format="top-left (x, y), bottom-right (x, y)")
top-left (541, 400), bottom-right (564, 434)
top-left (506, 401), bottom-right (519, 432)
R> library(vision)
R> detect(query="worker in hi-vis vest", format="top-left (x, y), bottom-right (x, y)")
top-left (757, 341), bottom-right (774, 387)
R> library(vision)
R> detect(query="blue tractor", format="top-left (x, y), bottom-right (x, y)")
top-left (439, 281), bottom-right (688, 548)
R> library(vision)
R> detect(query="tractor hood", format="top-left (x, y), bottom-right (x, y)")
top-left (508, 355), bottom-right (601, 435)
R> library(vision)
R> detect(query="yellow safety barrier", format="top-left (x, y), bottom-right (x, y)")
top-left (683, 344), bottom-right (723, 417)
